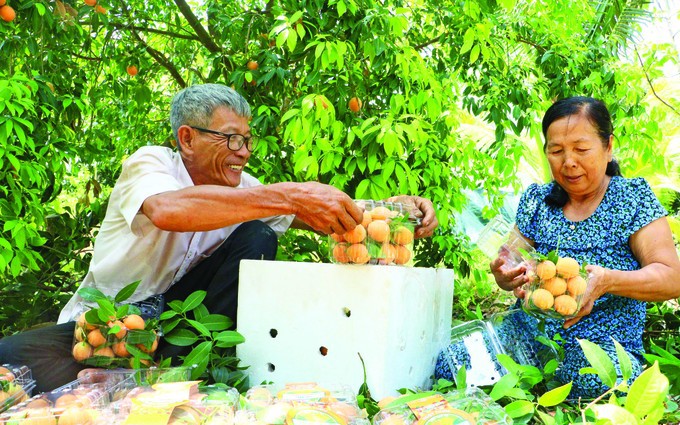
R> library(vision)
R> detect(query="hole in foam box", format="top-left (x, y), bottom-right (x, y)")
top-left (236, 260), bottom-right (454, 399)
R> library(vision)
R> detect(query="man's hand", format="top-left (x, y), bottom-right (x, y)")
top-left (385, 195), bottom-right (438, 238)
top-left (291, 182), bottom-right (364, 235)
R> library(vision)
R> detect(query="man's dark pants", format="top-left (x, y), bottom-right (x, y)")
top-left (0, 221), bottom-right (278, 392)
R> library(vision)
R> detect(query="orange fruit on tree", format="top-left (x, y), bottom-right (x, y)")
top-left (123, 314), bottom-right (146, 330)
top-left (554, 294), bottom-right (578, 316)
top-left (347, 243), bottom-right (370, 264)
top-left (84, 0), bottom-right (96, 5)
top-left (535, 260), bottom-right (556, 280)
top-left (126, 65), bottom-right (138, 76)
top-left (343, 224), bottom-right (366, 244)
top-left (348, 97), bottom-right (362, 113)
top-left (0, 1), bottom-right (6, 7)
top-left (541, 276), bottom-right (566, 296)
top-left (567, 275), bottom-right (587, 296)
top-left (556, 257), bottom-right (580, 279)
top-left (531, 288), bottom-right (554, 310)
top-left (0, 5), bottom-right (16, 22)
top-left (392, 225), bottom-right (414, 245)
top-left (94, 4), bottom-right (107, 14)
top-left (247, 60), bottom-right (259, 71)
top-left (367, 220), bottom-right (390, 243)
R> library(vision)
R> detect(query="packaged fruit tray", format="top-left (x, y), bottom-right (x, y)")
top-left (329, 200), bottom-right (420, 266)
top-left (523, 254), bottom-right (589, 320)
top-left (373, 388), bottom-right (511, 425)
top-left (239, 383), bottom-right (369, 425)
top-left (0, 364), bottom-right (36, 413)
top-left (475, 215), bottom-right (536, 271)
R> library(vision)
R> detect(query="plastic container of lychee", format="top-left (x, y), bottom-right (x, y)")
top-left (72, 305), bottom-right (162, 369)
top-left (522, 257), bottom-right (589, 320)
top-left (0, 364), bottom-right (36, 413)
top-left (475, 215), bottom-right (537, 272)
top-left (239, 382), bottom-right (369, 425)
top-left (329, 200), bottom-right (421, 266)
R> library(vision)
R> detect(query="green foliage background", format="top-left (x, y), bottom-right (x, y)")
top-left (1, 0), bottom-right (679, 420)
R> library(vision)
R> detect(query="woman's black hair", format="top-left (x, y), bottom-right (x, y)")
top-left (542, 96), bottom-right (622, 207)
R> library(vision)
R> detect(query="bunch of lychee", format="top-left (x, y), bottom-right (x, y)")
top-left (330, 205), bottom-right (415, 266)
top-left (524, 256), bottom-right (587, 317)
top-left (72, 312), bottom-right (158, 367)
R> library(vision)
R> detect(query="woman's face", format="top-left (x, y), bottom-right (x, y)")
top-left (545, 113), bottom-right (612, 199)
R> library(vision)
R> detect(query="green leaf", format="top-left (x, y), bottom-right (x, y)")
top-left (613, 338), bottom-right (633, 384)
top-left (183, 341), bottom-right (212, 380)
top-left (578, 338), bottom-right (617, 388)
top-left (590, 404), bottom-right (639, 425)
top-left (181, 291), bottom-right (207, 312)
top-left (159, 310), bottom-right (178, 321)
top-left (489, 372), bottom-right (519, 401)
top-left (164, 329), bottom-right (199, 346)
top-left (625, 361), bottom-right (669, 419)
top-left (469, 44), bottom-right (481, 64)
top-left (78, 287), bottom-right (108, 303)
top-left (504, 400), bottom-right (534, 418)
top-left (213, 331), bottom-right (246, 348)
top-left (538, 381), bottom-right (572, 407)
top-left (114, 281), bottom-right (140, 303)
top-left (187, 319), bottom-right (211, 338)
top-left (199, 314), bottom-right (233, 331)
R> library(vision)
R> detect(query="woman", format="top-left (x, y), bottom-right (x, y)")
top-left (435, 96), bottom-right (680, 397)
top-left (488, 96), bottom-right (680, 398)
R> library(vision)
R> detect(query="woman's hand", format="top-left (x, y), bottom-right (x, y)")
top-left (563, 264), bottom-right (608, 328)
top-left (490, 253), bottom-right (531, 294)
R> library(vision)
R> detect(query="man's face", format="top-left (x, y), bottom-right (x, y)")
top-left (183, 106), bottom-right (251, 187)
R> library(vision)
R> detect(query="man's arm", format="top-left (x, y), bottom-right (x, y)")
top-left (142, 181), bottom-right (363, 235)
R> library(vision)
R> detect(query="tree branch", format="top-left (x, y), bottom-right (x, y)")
top-left (173, 0), bottom-right (221, 53)
top-left (130, 29), bottom-right (187, 88)
top-left (635, 47), bottom-right (680, 117)
top-left (109, 22), bottom-right (199, 41)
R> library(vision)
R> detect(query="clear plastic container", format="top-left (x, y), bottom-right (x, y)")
top-left (522, 258), bottom-right (589, 320)
top-left (72, 308), bottom-right (162, 368)
top-left (372, 388), bottom-right (511, 425)
top-left (240, 383), bottom-right (368, 425)
top-left (0, 364), bottom-right (35, 413)
top-left (475, 215), bottom-right (536, 271)
top-left (329, 200), bottom-right (421, 266)
top-left (436, 309), bottom-right (558, 387)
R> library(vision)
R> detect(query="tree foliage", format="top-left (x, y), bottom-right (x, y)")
top-left (0, 0), bottom-right (677, 337)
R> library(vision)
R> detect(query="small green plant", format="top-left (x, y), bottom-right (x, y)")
top-left (159, 290), bottom-right (248, 391)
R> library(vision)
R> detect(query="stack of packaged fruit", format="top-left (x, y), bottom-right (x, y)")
top-left (373, 388), bottom-right (511, 425)
top-left (0, 364), bottom-right (35, 414)
top-left (237, 383), bottom-right (370, 425)
top-left (329, 200), bottom-right (420, 266)
top-left (0, 367), bottom-right (244, 425)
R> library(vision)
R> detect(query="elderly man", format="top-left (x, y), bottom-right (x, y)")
top-left (0, 84), bottom-right (438, 391)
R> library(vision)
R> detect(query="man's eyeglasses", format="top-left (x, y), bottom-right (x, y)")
top-left (190, 126), bottom-right (258, 152)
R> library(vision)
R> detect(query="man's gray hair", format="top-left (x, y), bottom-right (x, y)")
top-left (170, 84), bottom-right (251, 145)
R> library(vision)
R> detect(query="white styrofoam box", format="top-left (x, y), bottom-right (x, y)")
top-left (236, 260), bottom-right (454, 400)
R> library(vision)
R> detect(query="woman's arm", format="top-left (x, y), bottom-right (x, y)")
top-left (564, 216), bottom-right (680, 328)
